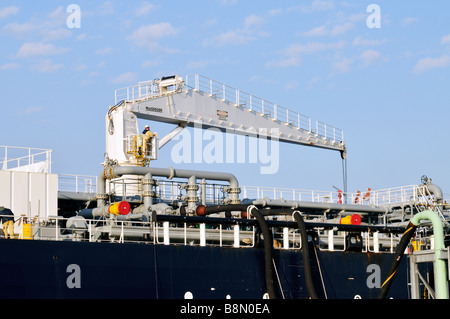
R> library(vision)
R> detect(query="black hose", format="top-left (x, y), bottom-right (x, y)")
top-left (377, 222), bottom-right (417, 299)
top-left (250, 207), bottom-right (279, 299)
top-left (198, 204), bottom-right (278, 299)
top-left (293, 211), bottom-right (319, 299)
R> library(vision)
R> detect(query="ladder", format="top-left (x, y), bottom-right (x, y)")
top-left (413, 184), bottom-right (447, 226)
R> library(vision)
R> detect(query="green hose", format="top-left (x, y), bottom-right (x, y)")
top-left (410, 210), bottom-right (448, 299)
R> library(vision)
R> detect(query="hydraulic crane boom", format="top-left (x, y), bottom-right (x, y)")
top-left (106, 74), bottom-right (346, 166)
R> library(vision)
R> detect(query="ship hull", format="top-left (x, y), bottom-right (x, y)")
top-left (0, 238), bottom-right (408, 299)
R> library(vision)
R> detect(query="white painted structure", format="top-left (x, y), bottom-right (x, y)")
top-left (0, 146), bottom-right (58, 219)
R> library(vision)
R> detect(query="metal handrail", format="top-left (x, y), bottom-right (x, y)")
top-left (185, 74), bottom-right (344, 143)
top-left (0, 145), bottom-right (53, 173)
top-left (113, 74), bottom-right (345, 143)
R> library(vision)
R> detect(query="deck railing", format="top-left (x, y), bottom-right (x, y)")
top-left (0, 145), bottom-right (53, 173)
top-left (114, 74), bottom-right (344, 143)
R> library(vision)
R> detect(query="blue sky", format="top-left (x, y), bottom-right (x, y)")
top-left (1, 1), bottom-right (450, 196)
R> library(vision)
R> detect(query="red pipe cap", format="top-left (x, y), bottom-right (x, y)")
top-left (118, 201), bottom-right (131, 215)
top-left (351, 214), bottom-right (361, 225)
top-left (196, 205), bottom-right (206, 216)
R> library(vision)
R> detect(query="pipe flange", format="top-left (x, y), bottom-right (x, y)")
top-left (187, 197), bottom-right (199, 202)
top-left (186, 185), bottom-right (199, 191)
top-left (228, 187), bottom-right (241, 194)
top-left (103, 165), bottom-right (118, 180)
top-left (143, 178), bottom-right (155, 185)
top-left (143, 191), bottom-right (155, 197)
top-left (96, 194), bottom-right (108, 200)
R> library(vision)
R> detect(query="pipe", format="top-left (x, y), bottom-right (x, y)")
top-left (98, 165), bottom-right (240, 205)
top-left (96, 172), bottom-right (107, 207)
top-left (378, 210), bottom-right (448, 299)
top-left (79, 201), bottom-right (131, 219)
top-left (410, 210), bottom-right (448, 299)
top-left (196, 204), bottom-right (248, 216)
top-left (252, 198), bottom-right (390, 214)
top-left (143, 172), bottom-right (154, 212)
top-left (427, 182), bottom-right (443, 204)
top-left (186, 175), bottom-right (199, 213)
top-left (292, 211), bottom-right (319, 299)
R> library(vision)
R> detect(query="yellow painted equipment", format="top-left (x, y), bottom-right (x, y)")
top-left (21, 223), bottom-right (32, 240)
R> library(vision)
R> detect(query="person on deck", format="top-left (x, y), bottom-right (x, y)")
top-left (0, 206), bottom-right (14, 238)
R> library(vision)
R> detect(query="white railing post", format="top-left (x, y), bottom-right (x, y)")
top-left (328, 229), bottom-right (334, 251)
top-left (283, 227), bottom-right (289, 249)
top-left (200, 223), bottom-right (206, 246)
top-left (163, 221), bottom-right (170, 245)
top-left (233, 225), bottom-right (240, 248)
top-left (373, 231), bottom-right (379, 253)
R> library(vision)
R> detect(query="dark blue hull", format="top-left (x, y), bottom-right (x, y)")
top-left (0, 239), bottom-right (408, 299)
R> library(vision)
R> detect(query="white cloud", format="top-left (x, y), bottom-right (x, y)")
top-left (330, 22), bottom-right (353, 36)
top-left (285, 81), bottom-right (299, 90)
top-left (33, 60), bottom-right (64, 73)
top-left (266, 41), bottom-right (345, 68)
top-left (441, 34), bottom-right (450, 45)
top-left (15, 107), bottom-right (43, 116)
top-left (99, 1), bottom-right (115, 15)
top-left (403, 17), bottom-right (419, 25)
top-left (244, 14), bottom-right (265, 29)
top-left (296, 0), bottom-right (334, 13)
top-left (2, 6), bottom-right (69, 39)
top-left (187, 59), bottom-right (218, 69)
top-left (16, 42), bottom-right (69, 58)
top-left (142, 59), bottom-right (162, 68)
top-left (0, 6), bottom-right (19, 19)
top-left (95, 47), bottom-right (114, 55)
top-left (413, 55), bottom-right (450, 73)
top-left (266, 57), bottom-right (301, 68)
top-left (302, 22), bottom-right (354, 38)
top-left (41, 28), bottom-right (72, 41)
top-left (2, 21), bottom-right (37, 37)
top-left (302, 25), bottom-right (327, 37)
top-left (268, 8), bottom-right (282, 16)
top-left (360, 50), bottom-right (386, 66)
top-left (0, 63), bottom-right (19, 70)
top-left (332, 58), bottom-right (353, 74)
top-left (221, 0), bottom-right (238, 5)
top-left (205, 30), bottom-right (256, 47)
top-left (111, 72), bottom-right (137, 84)
top-left (136, 2), bottom-right (156, 16)
top-left (353, 36), bottom-right (384, 46)
top-left (127, 23), bottom-right (179, 52)
top-left (204, 14), bottom-right (267, 47)
top-left (285, 41), bottom-right (345, 55)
